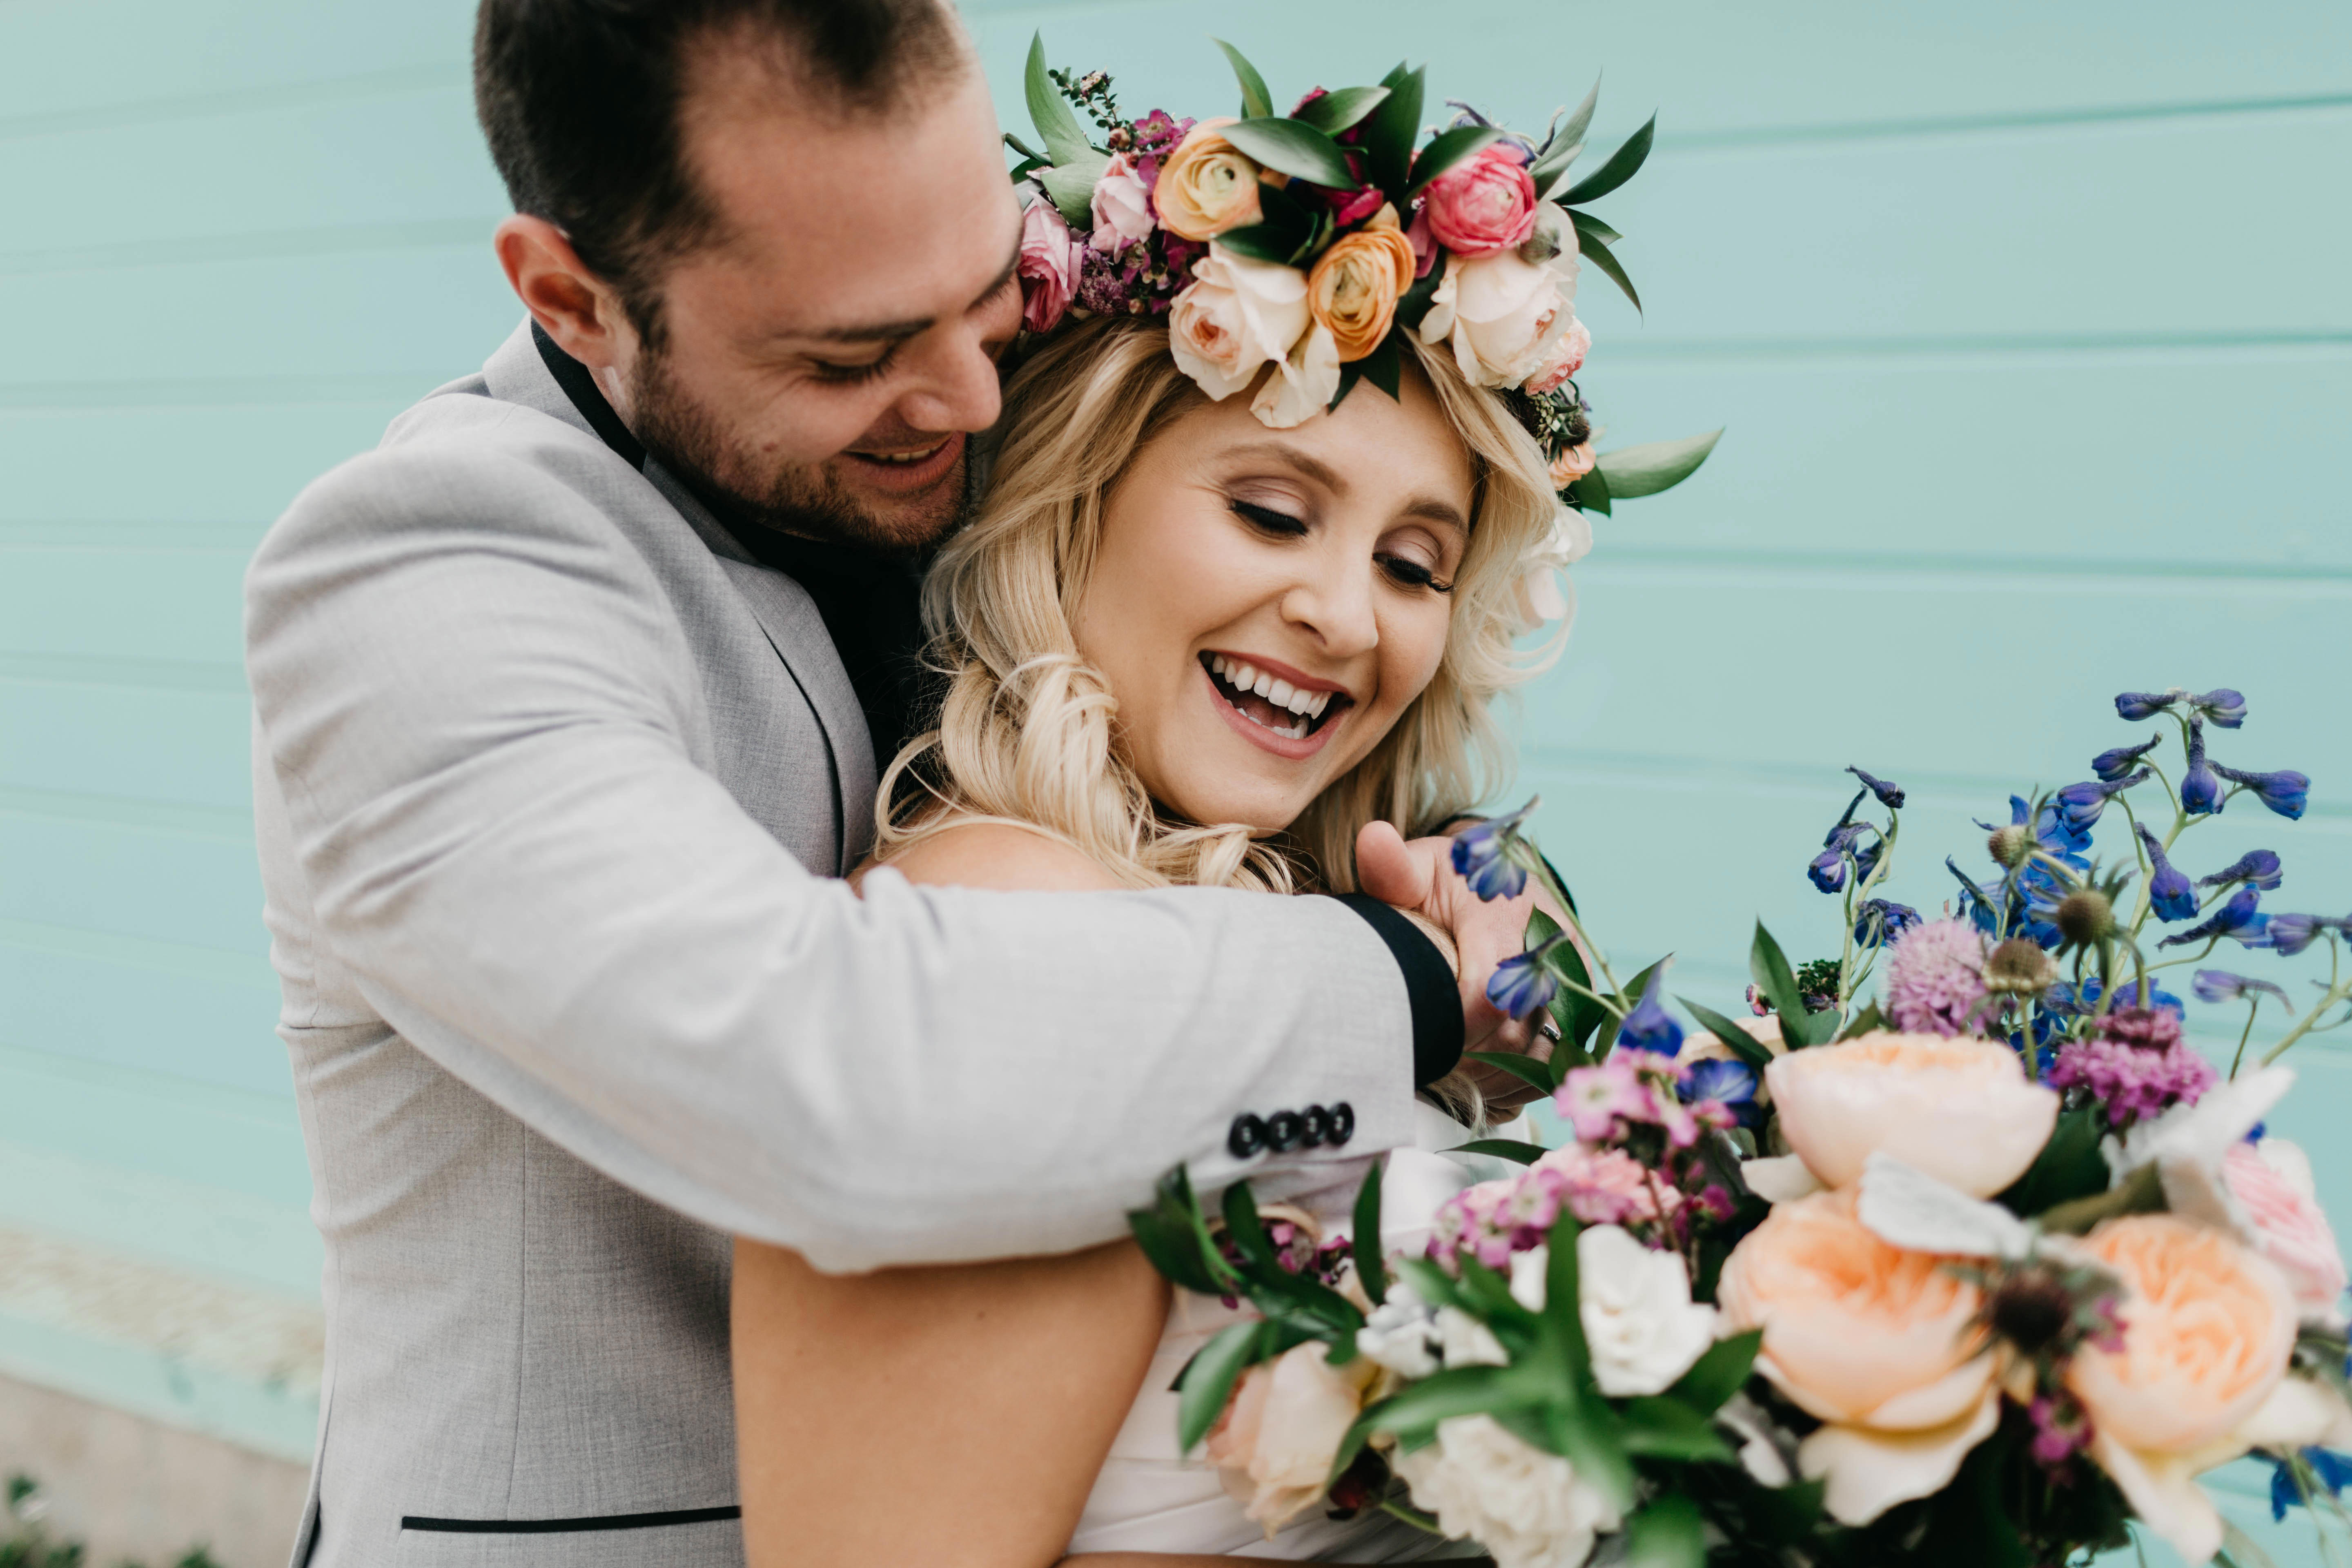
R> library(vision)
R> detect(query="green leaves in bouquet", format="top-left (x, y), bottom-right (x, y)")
top-left (1622, 1494), bottom-right (1707, 1568)
top-left (1330, 332), bottom-right (1403, 414)
top-left (1215, 171), bottom-right (1331, 266)
top-left (1993, 1103), bottom-right (2109, 1221)
top-left (1020, 35), bottom-right (1108, 223)
top-left (1211, 37), bottom-right (1274, 120)
top-left (1666, 1329), bottom-right (1762, 1415)
top-left (1361, 63), bottom-right (1427, 198)
top-left (1561, 113), bottom-right (1655, 206)
top-left (1352, 1158), bottom-right (1388, 1307)
top-left (1677, 996), bottom-right (1777, 1073)
top-left (1530, 907), bottom-right (1608, 1067)
top-left (1126, 1166), bottom-right (1234, 1297)
top-left (1292, 85), bottom-right (1391, 137)
top-left (1576, 227), bottom-right (1643, 313)
top-left (1220, 1179), bottom-right (1367, 1346)
top-left (1595, 956), bottom-right (1668, 1058)
top-left (1527, 76), bottom-right (1601, 202)
top-left (1447, 1137), bottom-right (1550, 1165)
top-left (1835, 998), bottom-right (1886, 1041)
top-left (1037, 154), bottom-right (1110, 226)
top-left (1174, 1318), bottom-right (1276, 1453)
top-left (1221, 117), bottom-right (1358, 191)
top-left (1751, 922), bottom-right (1840, 1047)
top-left (1464, 1051), bottom-right (1561, 1098)
top-left (1408, 123), bottom-right (1504, 200)
top-left (1565, 463), bottom-right (1611, 515)
top-left (1596, 429), bottom-right (1724, 500)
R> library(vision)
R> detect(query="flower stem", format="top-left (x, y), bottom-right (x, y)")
top-left (1507, 841), bottom-right (1626, 1003)
top-left (2261, 940), bottom-right (2352, 1067)
top-left (2230, 1000), bottom-right (2259, 1080)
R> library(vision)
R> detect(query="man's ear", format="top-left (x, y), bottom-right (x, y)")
top-left (493, 215), bottom-right (634, 372)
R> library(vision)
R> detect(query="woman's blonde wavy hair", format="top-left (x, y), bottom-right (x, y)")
top-left (876, 315), bottom-right (1565, 897)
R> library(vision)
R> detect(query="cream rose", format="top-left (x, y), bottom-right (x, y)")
top-left (1250, 321), bottom-right (1341, 430)
top-left (1509, 506), bottom-right (1594, 632)
top-left (1391, 1413), bottom-right (1622, 1568)
top-left (1153, 118), bottom-right (1264, 241)
top-left (1765, 1032), bottom-right (2058, 1198)
top-left (2068, 1215), bottom-right (2308, 1565)
top-left (1205, 1340), bottom-right (1377, 1537)
top-left (1576, 1227), bottom-right (1718, 1396)
top-left (1717, 1189), bottom-right (1998, 1525)
top-left (1417, 203), bottom-right (1579, 388)
top-left (1167, 244), bottom-right (1311, 404)
top-left (1306, 207), bottom-right (1417, 362)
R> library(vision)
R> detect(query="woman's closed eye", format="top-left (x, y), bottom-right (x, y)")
top-left (1379, 551), bottom-right (1454, 594)
top-left (1227, 498), bottom-right (1308, 538)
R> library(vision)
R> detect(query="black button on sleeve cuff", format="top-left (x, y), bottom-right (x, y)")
top-left (1329, 893), bottom-right (1464, 1087)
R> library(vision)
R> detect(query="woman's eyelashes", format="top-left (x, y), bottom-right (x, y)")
top-left (1228, 498), bottom-right (1456, 594)
top-left (1227, 497), bottom-right (1309, 538)
top-left (1379, 552), bottom-right (1454, 593)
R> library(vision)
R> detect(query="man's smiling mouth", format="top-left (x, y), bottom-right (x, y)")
top-left (1200, 652), bottom-right (1351, 742)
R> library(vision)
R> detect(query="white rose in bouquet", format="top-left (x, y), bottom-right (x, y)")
top-left (1503, 1231), bottom-right (1718, 1397)
top-left (1204, 1339), bottom-right (1378, 1537)
top-left (1393, 1413), bottom-right (1622, 1568)
top-left (1417, 203), bottom-right (1579, 389)
top-left (1168, 244), bottom-right (1312, 403)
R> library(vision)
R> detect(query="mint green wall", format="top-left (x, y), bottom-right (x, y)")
top-left (1, 0), bottom-right (2345, 1555)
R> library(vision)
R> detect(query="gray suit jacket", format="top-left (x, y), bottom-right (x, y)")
top-left (245, 323), bottom-right (1439, 1566)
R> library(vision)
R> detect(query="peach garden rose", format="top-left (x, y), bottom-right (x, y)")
top-left (1305, 207), bottom-right (1417, 362)
top-left (1205, 1339), bottom-right (1378, 1536)
top-left (1716, 1189), bottom-right (1999, 1525)
top-left (1765, 1032), bottom-right (2058, 1197)
top-left (1152, 118), bottom-right (1265, 241)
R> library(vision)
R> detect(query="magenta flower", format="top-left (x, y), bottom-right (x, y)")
top-left (1883, 918), bottom-right (1990, 1036)
top-left (1555, 1055), bottom-right (1649, 1142)
top-left (2047, 1007), bottom-right (2217, 1128)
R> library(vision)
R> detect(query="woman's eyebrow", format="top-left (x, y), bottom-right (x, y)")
top-left (1398, 496), bottom-right (1469, 533)
top-left (1222, 441), bottom-right (1345, 492)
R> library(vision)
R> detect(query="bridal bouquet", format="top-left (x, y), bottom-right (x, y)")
top-left (1133, 688), bottom-right (2352, 1567)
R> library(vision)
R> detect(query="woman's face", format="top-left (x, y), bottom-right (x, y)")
top-left (1071, 368), bottom-right (1472, 834)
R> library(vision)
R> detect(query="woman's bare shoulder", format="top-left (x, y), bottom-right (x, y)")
top-left (860, 818), bottom-right (1127, 893)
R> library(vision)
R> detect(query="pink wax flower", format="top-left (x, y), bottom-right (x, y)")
top-left (1882, 918), bottom-right (1989, 1036)
top-left (1555, 1054), bottom-right (1651, 1142)
top-left (1421, 144), bottom-right (1539, 257)
top-left (2047, 1008), bottom-right (2216, 1129)
top-left (1017, 200), bottom-right (1084, 333)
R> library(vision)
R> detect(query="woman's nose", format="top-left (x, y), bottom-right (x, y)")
top-left (1281, 556), bottom-right (1380, 659)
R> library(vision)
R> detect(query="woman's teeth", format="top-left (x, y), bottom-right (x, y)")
top-left (1207, 653), bottom-right (1333, 741)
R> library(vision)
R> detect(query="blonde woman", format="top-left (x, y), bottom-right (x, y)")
top-left (731, 314), bottom-right (1569, 1565)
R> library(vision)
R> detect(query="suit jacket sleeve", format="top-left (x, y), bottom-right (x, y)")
top-left (245, 424), bottom-right (1439, 1272)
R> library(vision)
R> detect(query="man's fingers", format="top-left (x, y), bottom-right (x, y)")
top-left (1354, 820), bottom-right (1435, 908)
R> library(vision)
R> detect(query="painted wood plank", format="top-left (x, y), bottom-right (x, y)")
top-left (0, 929), bottom-right (287, 1098)
top-left (967, 1), bottom-right (2352, 142)
top-left (0, 680), bottom-right (252, 808)
top-left (0, 547), bottom-right (250, 667)
top-left (0, 812), bottom-right (264, 956)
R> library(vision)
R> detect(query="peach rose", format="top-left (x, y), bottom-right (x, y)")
top-left (1154, 118), bottom-right (1264, 241)
top-left (1306, 208), bottom-right (1417, 362)
top-left (1546, 443), bottom-right (1596, 490)
top-left (2223, 1138), bottom-right (2348, 1322)
top-left (2067, 1215), bottom-right (2304, 1564)
top-left (1205, 1340), bottom-right (1377, 1537)
top-left (1167, 244), bottom-right (1311, 404)
top-left (1524, 317), bottom-right (1591, 394)
top-left (1765, 1033), bottom-right (2058, 1198)
top-left (1717, 1189), bottom-right (1998, 1525)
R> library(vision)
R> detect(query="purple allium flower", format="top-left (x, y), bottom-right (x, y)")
top-left (2194, 969), bottom-right (2291, 1007)
top-left (1854, 898), bottom-right (1922, 947)
top-left (2214, 764), bottom-right (2310, 821)
top-left (2049, 1006), bottom-right (2217, 1128)
top-left (1883, 918), bottom-right (1989, 1036)
top-left (1451, 798), bottom-right (1536, 901)
top-left (2115, 690), bottom-right (2179, 722)
top-left (2199, 850), bottom-right (2283, 892)
top-left (1846, 765), bottom-right (1904, 809)
top-left (2092, 735), bottom-right (2162, 783)
top-left (1487, 932), bottom-right (1568, 1019)
top-left (1616, 966), bottom-right (1685, 1056)
top-left (2056, 770), bottom-right (2150, 834)
top-left (2136, 824), bottom-right (2197, 921)
top-left (2158, 886), bottom-right (2266, 949)
top-left (2181, 719), bottom-right (2225, 815)
top-left (2192, 688), bottom-right (2247, 728)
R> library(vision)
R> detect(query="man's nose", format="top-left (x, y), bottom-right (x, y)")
top-left (893, 319), bottom-right (1005, 435)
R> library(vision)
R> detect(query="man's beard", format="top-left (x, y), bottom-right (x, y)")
top-left (626, 346), bottom-right (971, 555)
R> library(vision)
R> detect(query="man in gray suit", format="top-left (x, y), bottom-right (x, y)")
top-left (244, 1), bottom-right (1545, 1563)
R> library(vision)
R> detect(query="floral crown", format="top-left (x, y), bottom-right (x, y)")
top-left (1009, 36), bottom-right (1721, 628)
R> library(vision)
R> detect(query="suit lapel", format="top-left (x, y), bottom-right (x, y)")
top-left (479, 321), bottom-right (879, 872)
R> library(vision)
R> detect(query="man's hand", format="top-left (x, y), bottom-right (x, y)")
top-left (1356, 820), bottom-right (1562, 1111)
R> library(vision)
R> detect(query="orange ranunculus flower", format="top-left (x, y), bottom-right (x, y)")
top-left (1716, 1189), bottom-right (1998, 1526)
top-left (1305, 207), bottom-right (1417, 363)
top-left (1765, 1032), bottom-right (2058, 1198)
top-left (1154, 118), bottom-right (1264, 241)
top-left (2067, 1215), bottom-right (2306, 1565)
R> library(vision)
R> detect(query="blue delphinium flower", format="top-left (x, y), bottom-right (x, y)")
top-left (2192, 688), bottom-right (2247, 729)
top-left (1681, 1057), bottom-right (1762, 1127)
top-left (1845, 766), bottom-right (1904, 809)
top-left (1854, 899), bottom-right (1922, 946)
top-left (2056, 770), bottom-right (2149, 834)
top-left (2180, 719), bottom-right (2224, 816)
top-left (2213, 763), bottom-right (2310, 820)
top-left (2268, 1447), bottom-right (2352, 1522)
top-left (2114, 690), bottom-right (2178, 722)
top-left (1948, 858), bottom-right (2002, 935)
top-left (2047, 977), bottom-right (2184, 1019)
top-left (1451, 798), bottom-right (1537, 902)
top-left (2193, 969), bottom-right (2291, 1007)
top-left (2198, 850), bottom-right (2283, 892)
top-left (1617, 966), bottom-right (1685, 1056)
top-left (2157, 886), bottom-right (2265, 948)
top-left (1486, 931), bottom-right (1569, 1019)
top-left (2135, 824), bottom-right (2196, 921)
top-left (2248, 912), bottom-right (2343, 957)
top-left (2091, 735), bottom-right (2161, 783)
top-left (1808, 844), bottom-right (1849, 895)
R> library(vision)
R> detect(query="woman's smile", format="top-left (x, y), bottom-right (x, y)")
top-left (1196, 651), bottom-right (1355, 759)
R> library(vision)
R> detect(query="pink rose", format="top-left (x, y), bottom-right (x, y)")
top-left (2224, 1139), bottom-right (2348, 1321)
top-left (1524, 317), bottom-right (1590, 394)
top-left (1422, 145), bottom-right (1539, 257)
top-left (1205, 1341), bottom-right (1376, 1537)
top-left (1017, 200), bottom-right (1083, 334)
top-left (1088, 153), bottom-right (1154, 251)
